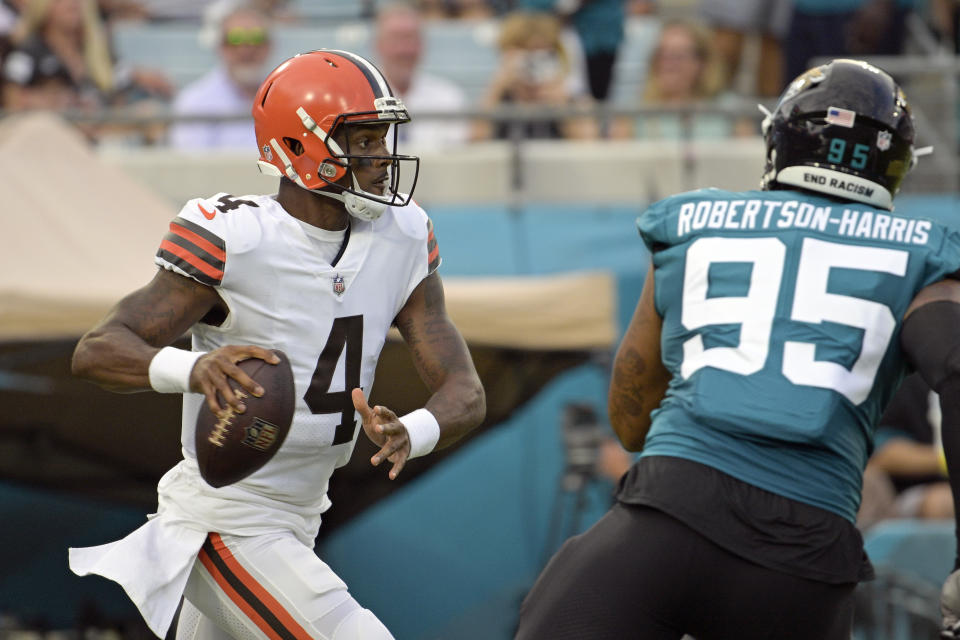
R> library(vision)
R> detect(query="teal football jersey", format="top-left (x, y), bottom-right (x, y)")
top-left (637, 188), bottom-right (960, 522)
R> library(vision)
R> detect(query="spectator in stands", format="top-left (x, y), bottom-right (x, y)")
top-left (626, 0), bottom-right (655, 15)
top-left (167, 3), bottom-right (271, 150)
top-left (472, 10), bottom-right (597, 141)
top-left (202, 0), bottom-right (297, 27)
top-left (96, 0), bottom-right (151, 21)
top-left (931, 0), bottom-right (958, 52)
top-left (517, 0), bottom-right (626, 103)
top-left (451, 0), bottom-right (496, 19)
top-left (0, 0), bottom-right (26, 59)
top-left (611, 20), bottom-right (753, 140)
top-left (415, 0), bottom-right (449, 20)
top-left (1, 35), bottom-right (75, 110)
top-left (699, 0), bottom-right (791, 97)
top-left (1, 0), bottom-right (171, 126)
top-left (120, 0), bottom-right (218, 22)
top-left (857, 374), bottom-right (954, 531)
top-left (785, 0), bottom-right (918, 84)
top-left (373, 1), bottom-right (469, 148)
top-left (415, 0), bottom-right (502, 19)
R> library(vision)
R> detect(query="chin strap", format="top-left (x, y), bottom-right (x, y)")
top-left (309, 180), bottom-right (388, 222)
top-left (757, 103), bottom-right (774, 138)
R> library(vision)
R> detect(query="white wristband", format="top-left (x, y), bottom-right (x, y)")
top-left (148, 347), bottom-right (205, 393)
top-left (401, 408), bottom-right (440, 459)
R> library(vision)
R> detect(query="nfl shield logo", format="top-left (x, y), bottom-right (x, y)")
top-left (332, 274), bottom-right (345, 296)
top-left (262, 144), bottom-right (273, 161)
top-left (876, 130), bottom-right (892, 151)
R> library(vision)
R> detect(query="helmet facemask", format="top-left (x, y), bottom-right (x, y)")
top-left (309, 108), bottom-right (420, 222)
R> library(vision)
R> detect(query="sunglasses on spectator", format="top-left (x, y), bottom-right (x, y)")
top-left (223, 27), bottom-right (269, 47)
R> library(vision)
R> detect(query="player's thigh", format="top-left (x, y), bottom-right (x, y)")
top-left (516, 504), bottom-right (688, 640)
top-left (176, 598), bottom-right (233, 640)
top-left (686, 536), bottom-right (856, 640)
top-left (184, 531), bottom-right (393, 640)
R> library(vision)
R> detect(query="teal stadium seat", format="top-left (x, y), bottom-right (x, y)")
top-left (863, 518), bottom-right (955, 587)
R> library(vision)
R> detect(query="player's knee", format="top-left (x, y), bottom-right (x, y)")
top-left (331, 607), bottom-right (393, 640)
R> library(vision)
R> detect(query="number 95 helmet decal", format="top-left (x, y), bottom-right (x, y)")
top-left (252, 49), bottom-right (420, 221)
top-left (760, 59), bottom-right (921, 210)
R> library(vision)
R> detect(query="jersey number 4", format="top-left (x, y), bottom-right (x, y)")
top-left (680, 237), bottom-right (908, 404)
top-left (304, 315), bottom-right (363, 445)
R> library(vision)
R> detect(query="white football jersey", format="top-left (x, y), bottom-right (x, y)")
top-left (152, 192), bottom-right (439, 544)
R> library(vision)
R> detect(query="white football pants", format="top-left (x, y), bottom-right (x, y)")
top-left (175, 531), bottom-right (393, 640)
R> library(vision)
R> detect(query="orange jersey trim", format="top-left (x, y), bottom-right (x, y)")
top-left (159, 240), bottom-right (225, 280)
top-left (170, 222), bottom-right (227, 262)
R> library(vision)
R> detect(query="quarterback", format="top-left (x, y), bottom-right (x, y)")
top-left (516, 59), bottom-right (960, 639)
top-left (68, 50), bottom-right (485, 639)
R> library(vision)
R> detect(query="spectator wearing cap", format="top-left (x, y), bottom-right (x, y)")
top-left (167, 3), bottom-right (271, 150)
top-left (1, 0), bottom-right (170, 117)
top-left (0, 0), bottom-right (27, 60)
top-left (1, 31), bottom-right (75, 110)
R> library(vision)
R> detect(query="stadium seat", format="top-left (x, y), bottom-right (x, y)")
top-left (863, 519), bottom-right (955, 586)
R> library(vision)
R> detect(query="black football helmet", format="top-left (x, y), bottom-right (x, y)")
top-left (761, 59), bottom-right (916, 210)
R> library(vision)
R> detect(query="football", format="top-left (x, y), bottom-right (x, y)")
top-left (195, 350), bottom-right (295, 488)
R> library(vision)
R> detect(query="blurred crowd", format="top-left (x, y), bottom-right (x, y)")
top-left (0, 0), bottom-right (956, 148)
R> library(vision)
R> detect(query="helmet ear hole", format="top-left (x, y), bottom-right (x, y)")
top-left (282, 137), bottom-right (305, 156)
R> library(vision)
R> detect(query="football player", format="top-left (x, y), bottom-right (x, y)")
top-left (67, 50), bottom-right (485, 639)
top-left (515, 59), bottom-right (960, 639)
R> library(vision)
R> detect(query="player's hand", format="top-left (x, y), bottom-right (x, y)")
top-left (941, 568), bottom-right (960, 637)
top-left (190, 345), bottom-right (280, 415)
top-left (352, 388), bottom-right (410, 480)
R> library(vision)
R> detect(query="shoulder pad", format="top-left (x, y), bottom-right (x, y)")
top-left (179, 193), bottom-right (264, 254)
top-left (387, 199), bottom-right (430, 241)
top-left (155, 193), bottom-right (264, 287)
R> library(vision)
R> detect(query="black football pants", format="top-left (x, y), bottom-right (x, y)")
top-left (514, 503), bottom-right (856, 640)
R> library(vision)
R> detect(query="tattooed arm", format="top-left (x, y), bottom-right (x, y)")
top-left (608, 263), bottom-right (671, 451)
top-left (397, 271), bottom-right (485, 442)
top-left (352, 271), bottom-right (485, 479)
top-left (71, 268), bottom-right (277, 414)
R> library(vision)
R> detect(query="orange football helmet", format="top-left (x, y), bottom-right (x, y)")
top-left (252, 49), bottom-right (419, 220)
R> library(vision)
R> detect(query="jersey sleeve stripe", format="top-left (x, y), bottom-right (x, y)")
top-left (158, 241), bottom-right (224, 286)
top-left (169, 219), bottom-right (226, 261)
top-left (427, 218), bottom-right (440, 273)
top-left (162, 229), bottom-right (226, 272)
top-left (199, 534), bottom-right (313, 640)
top-left (426, 218), bottom-right (440, 273)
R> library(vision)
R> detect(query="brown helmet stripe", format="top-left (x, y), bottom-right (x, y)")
top-left (321, 48), bottom-right (392, 99)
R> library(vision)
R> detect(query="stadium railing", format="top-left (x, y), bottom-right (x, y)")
top-left (854, 569), bottom-right (942, 640)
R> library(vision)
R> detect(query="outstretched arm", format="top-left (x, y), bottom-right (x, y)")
top-left (72, 268), bottom-right (279, 414)
top-left (352, 271), bottom-right (485, 479)
top-left (608, 262), bottom-right (671, 451)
